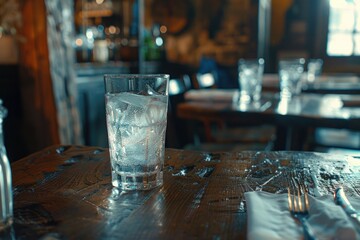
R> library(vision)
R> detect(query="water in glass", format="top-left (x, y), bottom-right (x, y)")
top-left (105, 90), bottom-right (168, 190)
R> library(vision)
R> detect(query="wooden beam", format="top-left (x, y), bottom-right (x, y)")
top-left (18, 0), bottom-right (60, 154)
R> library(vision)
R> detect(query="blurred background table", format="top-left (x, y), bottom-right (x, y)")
top-left (4, 145), bottom-right (360, 239)
top-left (262, 73), bottom-right (360, 94)
top-left (177, 89), bottom-right (360, 151)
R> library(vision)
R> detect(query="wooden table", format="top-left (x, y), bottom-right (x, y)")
top-left (177, 89), bottom-right (360, 150)
top-left (3, 145), bottom-right (360, 239)
top-left (263, 73), bottom-right (360, 94)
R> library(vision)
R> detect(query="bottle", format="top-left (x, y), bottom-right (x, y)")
top-left (0, 99), bottom-right (13, 230)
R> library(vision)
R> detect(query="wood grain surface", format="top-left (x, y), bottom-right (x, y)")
top-left (2, 145), bottom-right (359, 239)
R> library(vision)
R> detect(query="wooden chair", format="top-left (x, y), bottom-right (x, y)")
top-left (185, 119), bottom-right (276, 152)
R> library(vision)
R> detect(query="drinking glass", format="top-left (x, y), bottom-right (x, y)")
top-left (238, 58), bottom-right (265, 103)
top-left (307, 59), bottom-right (323, 82)
top-left (0, 99), bottom-right (13, 230)
top-left (278, 58), bottom-right (305, 99)
top-left (104, 74), bottom-right (169, 191)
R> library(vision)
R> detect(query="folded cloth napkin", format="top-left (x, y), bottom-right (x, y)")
top-left (245, 191), bottom-right (360, 240)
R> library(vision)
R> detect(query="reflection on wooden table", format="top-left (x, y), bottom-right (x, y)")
top-left (3, 145), bottom-right (359, 239)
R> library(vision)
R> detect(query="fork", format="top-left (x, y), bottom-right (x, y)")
top-left (288, 175), bottom-right (317, 240)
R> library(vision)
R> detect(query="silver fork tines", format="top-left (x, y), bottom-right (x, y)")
top-left (288, 172), bottom-right (317, 240)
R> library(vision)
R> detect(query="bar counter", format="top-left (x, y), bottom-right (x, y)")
top-left (3, 145), bottom-right (360, 239)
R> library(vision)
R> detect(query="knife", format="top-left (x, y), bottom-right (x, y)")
top-left (334, 187), bottom-right (360, 225)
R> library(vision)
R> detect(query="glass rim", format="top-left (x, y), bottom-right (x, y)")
top-left (104, 74), bottom-right (170, 79)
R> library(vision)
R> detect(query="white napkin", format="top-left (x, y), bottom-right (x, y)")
top-left (245, 191), bottom-right (360, 240)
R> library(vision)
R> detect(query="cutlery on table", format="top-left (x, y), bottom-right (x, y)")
top-left (334, 187), bottom-right (360, 225)
top-left (288, 175), bottom-right (317, 240)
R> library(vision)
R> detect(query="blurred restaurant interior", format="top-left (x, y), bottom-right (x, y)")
top-left (1, 0), bottom-right (360, 162)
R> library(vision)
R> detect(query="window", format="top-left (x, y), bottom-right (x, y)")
top-left (327, 0), bottom-right (360, 56)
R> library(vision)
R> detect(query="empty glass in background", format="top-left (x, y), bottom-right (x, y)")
top-left (278, 58), bottom-right (305, 99)
top-left (307, 59), bottom-right (323, 83)
top-left (238, 58), bottom-right (265, 104)
top-left (104, 74), bottom-right (169, 191)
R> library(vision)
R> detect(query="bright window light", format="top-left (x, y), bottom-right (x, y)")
top-left (327, 0), bottom-right (360, 56)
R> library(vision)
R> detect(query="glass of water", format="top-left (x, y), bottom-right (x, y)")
top-left (104, 74), bottom-right (169, 191)
top-left (238, 58), bottom-right (265, 104)
top-left (307, 59), bottom-right (323, 83)
top-left (278, 58), bottom-right (305, 99)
